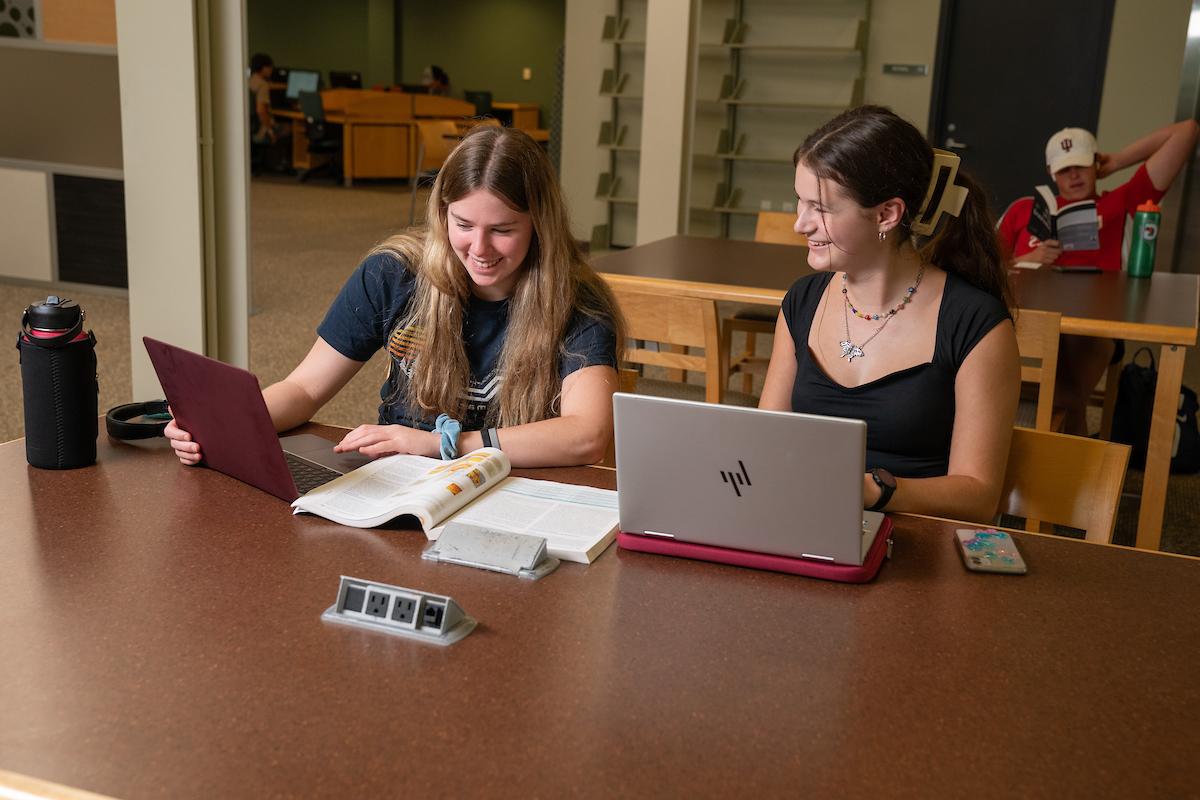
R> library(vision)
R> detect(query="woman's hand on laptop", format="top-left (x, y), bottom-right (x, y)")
top-left (335, 423), bottom-right (440, 459)
top-left (164, 411), bottom-right (203, 466)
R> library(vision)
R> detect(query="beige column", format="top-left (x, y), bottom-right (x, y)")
top-left (115, 0), bottom-right (249, 398)
top-left (561, 0), bottom-right (614, 242)
top-left (634, 0), bottom-right (698, 244)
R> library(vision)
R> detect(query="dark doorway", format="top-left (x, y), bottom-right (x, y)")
top-left (928, 0), bottom-right (1116, 216)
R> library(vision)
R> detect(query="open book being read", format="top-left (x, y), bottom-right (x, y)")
top-left (1026, 184), bottom-right (1100, 252)
top-left (290, 448), bottom-right (619, 564)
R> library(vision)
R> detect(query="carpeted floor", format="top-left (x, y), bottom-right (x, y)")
top-left (2, 176), bottom-right (1198, 555)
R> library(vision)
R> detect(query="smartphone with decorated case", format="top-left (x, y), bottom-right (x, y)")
top-left (955, 529), bottom-right (1027, 574)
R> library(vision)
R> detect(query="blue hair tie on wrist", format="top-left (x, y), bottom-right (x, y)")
top-left (434, 414), bottom-right (461, 460)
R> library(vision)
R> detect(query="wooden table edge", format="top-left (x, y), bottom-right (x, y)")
top-left (598, 272), bottom-right (786, 306)
top-left (0, 768), bottom-right (119, 800)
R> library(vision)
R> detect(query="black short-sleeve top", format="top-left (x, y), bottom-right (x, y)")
top-left (316, 252), bottom-right (618, 431)
top-left (782, 271), bottom-right (1010, 478)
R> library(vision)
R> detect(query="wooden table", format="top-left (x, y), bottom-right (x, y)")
top-left (594, 235), bottom-right (1200, 552)
top-left (274, 108), bottom-right (413, 187)
top-left (2, 428), bottom-right (1199, 798)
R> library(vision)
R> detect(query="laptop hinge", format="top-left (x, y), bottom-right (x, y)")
top-left (642, 530), bottom-right (676, 539)
top-left (800, 553), bottom-right (835, 562)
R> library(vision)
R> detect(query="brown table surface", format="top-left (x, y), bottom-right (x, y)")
top-left (1011, 268), bottom-right (1200, 344)
top-left (2, 428), bottom-right (1199, 798)
top-left (594, 234), bottom-right (807, 305)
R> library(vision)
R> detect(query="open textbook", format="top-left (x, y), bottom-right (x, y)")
top-left (1026, 185), bottom-right (1100, 251)
top-left (290, 448), bottom-right (618, 564)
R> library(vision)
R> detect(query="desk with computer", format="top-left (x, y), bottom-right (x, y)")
top-left (265, 69), bottom-right (543, 183)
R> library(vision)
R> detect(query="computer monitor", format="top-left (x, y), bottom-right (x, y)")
top-left (285, 70), bottom-right (321, 100)
top-left (273, 66), bottom-right (291, 83)
top-left (329, 70), bottom-right (362, 89)
top-left (463, 90), bottom-right (493, 116)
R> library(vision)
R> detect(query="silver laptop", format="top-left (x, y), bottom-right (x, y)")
top-left (614, 394), bottom-right (884, 565)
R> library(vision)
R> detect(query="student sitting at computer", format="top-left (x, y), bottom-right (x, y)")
top-left (759, 105), bottom-right (1019, 523)
top-left (165, 126), bottom-right (625, 467)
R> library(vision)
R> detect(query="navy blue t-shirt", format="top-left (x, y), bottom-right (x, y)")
top-left (317, 252), bottom-right (618, 430)
top-left (783, 270), bottom-right (1010, 478)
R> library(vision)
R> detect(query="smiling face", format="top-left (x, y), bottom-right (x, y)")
top-left (1052, 163), bottom-right (1097, 202)
top-left (793, 162), bottom-right (881, 272)
top-left (446, 189), bottom-right (534, 301)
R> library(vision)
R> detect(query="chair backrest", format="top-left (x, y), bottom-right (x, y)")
top-left (463, 90), bottom-right (493, 116)
top-left (298, 90), bottom-right (324, 124)
top-left (998, 427), bottom-right (1130, 543)
top-left (1013, 308), bottom-right (1061, 430)
top-left (611, 286), bottom-right (724, 404)
top-left (415, 119), bottom-right (462, 173)
top-left (754, 211), bottom-right (807, 246)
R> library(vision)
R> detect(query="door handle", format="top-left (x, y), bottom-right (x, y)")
top-left (944, 137), bottom-right (969, 150)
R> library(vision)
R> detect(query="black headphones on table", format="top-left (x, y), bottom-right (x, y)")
top-left (105, 400), bottom-right (171, 440)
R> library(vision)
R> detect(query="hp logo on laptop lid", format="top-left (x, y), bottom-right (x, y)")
top-left (720, 460), bottom-right (751, 497)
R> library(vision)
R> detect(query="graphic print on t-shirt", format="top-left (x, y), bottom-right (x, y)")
top-left (386, 321), bottom-right (503, 429)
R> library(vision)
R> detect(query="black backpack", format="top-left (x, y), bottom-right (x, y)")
top-left (1111, 347), bottom-right (1200, 474)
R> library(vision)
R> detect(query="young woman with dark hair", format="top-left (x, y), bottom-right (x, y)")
top-left (165, 126), bottom-right (625, 467)
top-left (759, 105), bottom-right (1020, 523)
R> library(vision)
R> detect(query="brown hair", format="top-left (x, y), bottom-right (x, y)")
top-left (794, 105), bottom-right (1013, 309)
top-left (371, 126), bottom-right (625, 426)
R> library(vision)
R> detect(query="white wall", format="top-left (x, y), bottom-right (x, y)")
top-left (0, 166), bottom-right (53, 281)
top-left (1095, 0), bottom-right (1192, 186)
top-left (862, 0), bottom-right (941, 132)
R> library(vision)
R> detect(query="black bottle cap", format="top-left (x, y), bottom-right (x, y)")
top-left (26, 296), bottom-right (82, 331)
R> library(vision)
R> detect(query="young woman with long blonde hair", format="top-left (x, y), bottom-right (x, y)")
top-left (166, 126), bottom-right (625, 467)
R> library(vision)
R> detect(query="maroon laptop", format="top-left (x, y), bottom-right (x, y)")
top-left (143, 337), bottom-right (368, 502)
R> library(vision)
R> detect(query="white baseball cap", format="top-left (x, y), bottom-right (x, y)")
top-left (1045, 128), bottom-right (1097, 174)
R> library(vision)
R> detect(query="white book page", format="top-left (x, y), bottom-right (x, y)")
top-left (429, 477), bottom-right (619, 563)
top-left (292, 448), bottom-right (509, 528)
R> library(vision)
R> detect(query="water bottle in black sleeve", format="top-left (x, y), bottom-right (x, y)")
top-left (16, 296), bottom-right (99, 469)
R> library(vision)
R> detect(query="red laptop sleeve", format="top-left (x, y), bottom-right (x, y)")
top-left (616, 516), bottom-right (893, 583)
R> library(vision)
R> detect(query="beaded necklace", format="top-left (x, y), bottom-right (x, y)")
top-left (838, 266), bottom-right (925, 362)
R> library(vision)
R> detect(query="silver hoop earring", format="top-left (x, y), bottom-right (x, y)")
top-left (878, 230), bottom-right (887, 242)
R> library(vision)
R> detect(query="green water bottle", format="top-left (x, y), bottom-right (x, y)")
top-left (1127, 200), bottom-right (1161, 278)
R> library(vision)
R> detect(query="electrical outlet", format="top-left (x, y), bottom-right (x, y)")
top-left (323, 576), bottom-right (475, 645)
top-left (365, 590), bottom-right (390, 618)
top-left (391, 595), bottom-right (417, 625)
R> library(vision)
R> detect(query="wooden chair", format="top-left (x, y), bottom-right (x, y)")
top-left (1013, 309), bottom-right (1062, 431)
top-left (998, 427), bottom-right (1130, 543)
top-left (724, 211), bottom-right (807, 393)
top-left (409, 119), bottom-right (461, 224)
top-left (597, 368), bottom-right (639, 468)
top-left (612, 286), bottom-right (724, 404)
top-left (754, 210), bottom-right (807, 246)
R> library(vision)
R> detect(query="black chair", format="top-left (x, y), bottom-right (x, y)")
top-left (297, 91), bottom-right (343, 183)
top-left (463, 90), bottom-right (493, 117)
top-left (329, 70), bottom-right (363, 89)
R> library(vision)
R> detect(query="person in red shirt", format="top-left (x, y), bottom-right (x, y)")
top-left (997, 120), bottom-right (1198, 435)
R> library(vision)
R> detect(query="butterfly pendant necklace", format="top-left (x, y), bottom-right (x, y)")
top-left (839, 266), bottom-right (925, 362)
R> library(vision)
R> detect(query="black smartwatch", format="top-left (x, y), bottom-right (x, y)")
top-left (868, 467), bottom-right (896, 512)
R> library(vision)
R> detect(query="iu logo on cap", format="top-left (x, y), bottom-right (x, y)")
top-left (720, 460), bottom-right (751, 497)
top-left (1060, 138), bottom-right (1073, 152)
